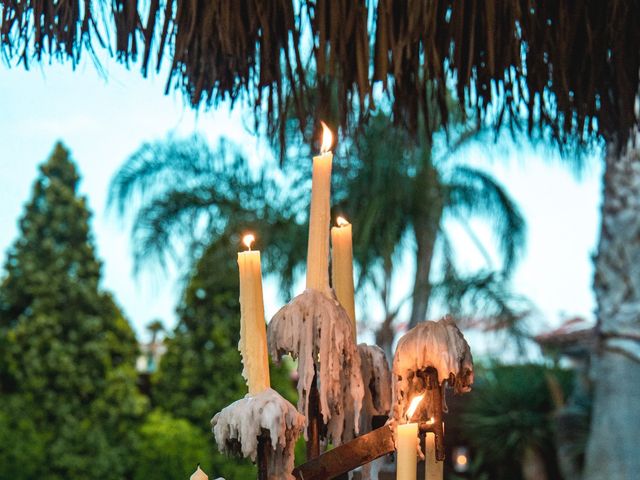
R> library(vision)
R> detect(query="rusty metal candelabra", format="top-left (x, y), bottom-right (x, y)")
top-left (293, 368), bottom-right (446, 479)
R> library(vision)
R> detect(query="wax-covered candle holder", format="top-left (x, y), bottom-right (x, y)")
top-left (392, 316), bottom-right (474, 462)
top-left (211, 389), bottom-right (305, 480)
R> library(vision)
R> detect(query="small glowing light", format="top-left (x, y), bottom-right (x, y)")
top-left (336, 216), bottom-right (349, 227)
top-left (426, 416), bottom-right (435, 425)
top-left (453, 446), bottom-right (470, 472)
top-left (405, 393), bottom-right (425, 419)
top-left (320, 121), bottom-right (333, 153)
top-left (242, 234), bottom-right (255, 250)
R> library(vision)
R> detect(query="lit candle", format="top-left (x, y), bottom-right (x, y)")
top-left (306, 122), bottom-right (333, 294)
top-left (237, 233), bottom-right (270, 395)
top-left (397, 394), bottom-right (424, 480)
top-left (397, 423), bottom-right (418, 480)
top-left (190, 465), bottom-right (208, 480)
top-left (331, 216), bottom-right (356, 338)
top-left (425, 432), bottom-right (443, 480)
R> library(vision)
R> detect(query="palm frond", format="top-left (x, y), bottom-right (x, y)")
top-left (108, 133), bottom-right (310, 294)
top-left (446, 165), bottom-right (526, 275)
top-left (433, 233), bottom-right (531, 348)
top-left (5, 1), bottom-right (639, 154)
top-left (130, 187), bottom-right (225, 272)
top-left (108, 135), bottom-right (228, 217)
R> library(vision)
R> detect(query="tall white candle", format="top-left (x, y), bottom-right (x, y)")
top-left (306, 122), bottom-right (333, 294)
top-left (331, 216), bottom-right (356, 338)
top-left (237, 234), bottom-right (270, 395)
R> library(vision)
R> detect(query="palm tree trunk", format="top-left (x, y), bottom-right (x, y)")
top-left (409, 162), bottom-right (443, 329)
top-left (584, 141), bottom-right (640, 480)
top-left (409, 220), bottom-right (439, 328)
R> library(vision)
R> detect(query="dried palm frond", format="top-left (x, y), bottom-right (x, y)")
top-left (1, 1), bottom-right (638, 150)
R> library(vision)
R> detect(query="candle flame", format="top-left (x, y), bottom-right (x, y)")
top-left (405, 393), bottom-right (425, 419)
top-left (320, 121), bottom-right (333, 153)
top-left (336, 216), bottom-right (349, 227)
top-left (242, 234), bottom-right (255, 251)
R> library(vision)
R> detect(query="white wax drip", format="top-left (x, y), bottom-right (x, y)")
top-left (267, 288), bottom-right (365, 446)
top-left (358, 343), bottom-right (391, 434)
top-left (211, 388), bottom-right (305, 480)
top-left (392, 316), bottom-right (474, 421)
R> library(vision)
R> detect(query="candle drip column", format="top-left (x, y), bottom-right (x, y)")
top-left (211, 234), bottom-right (306, 479)
top-left (358, 343), bottom-right (392, 435)
top-left (358, 343), bottom-right (392, 480)
top-left (392, 315), bottom-right (474, 479)
top-left (266, 121), bottom-right (364, 456)
top-left (267, 288), bottom-right (365, 452)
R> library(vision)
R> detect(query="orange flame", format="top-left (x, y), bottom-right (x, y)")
top-left (320, 121), bottom-right (333, 153)
top-left (405, 393), bottom-right (425, 419)
top-left (336, 216), bottom-right (349, 227)
top-left (242, 234), bottom-right (255, 251)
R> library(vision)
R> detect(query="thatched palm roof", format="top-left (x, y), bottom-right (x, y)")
top-left (2, 1), bottom-right (639, 148)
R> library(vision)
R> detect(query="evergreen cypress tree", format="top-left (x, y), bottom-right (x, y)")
top-left (0, 143), bottom-right (145, 480)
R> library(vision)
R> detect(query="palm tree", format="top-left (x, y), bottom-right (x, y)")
top-left (332, 113), bottom-right (526, 352)
top-left (583, 140), bottom-right (640, 480)
top-left (146, 319), bottom-right (165, 344)
top-left (144, 319), bottom-right (165, 374)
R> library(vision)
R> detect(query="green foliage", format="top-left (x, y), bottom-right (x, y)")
top-left (0, 395), bottom-right (48, 479)
top-left (453, 363), bottom-right (574, 480)
top-left (0, 143), bottom-right (146, 479)
top-left (133, 409), bottom-right (211, 480)
top-left (153, 236), bottom-right (297, 478)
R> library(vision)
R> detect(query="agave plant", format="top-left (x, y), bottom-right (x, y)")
top-left (456, 363), bottom-right (574, 480)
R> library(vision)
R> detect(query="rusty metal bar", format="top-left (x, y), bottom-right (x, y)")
top-left (306, 372), bottom-right (321, 460)
top-left (293, 425), bottom-right (395, 480)
top-left (257, 432), bottom-right (271, 480)
top-left (413, 368), bottom-right (445, 461)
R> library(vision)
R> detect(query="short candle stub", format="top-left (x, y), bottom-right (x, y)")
top-left (190, 465), bottom-right (208, 480)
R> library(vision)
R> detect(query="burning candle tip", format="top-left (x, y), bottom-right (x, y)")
top-left (336, 216), bottom-right (349, 227)
top-left (405, 393), bottom-right (425, 420)
top-left (320, 121), bottom-right (333, 153)
top-left (242, 233), bottom-right (255, 251)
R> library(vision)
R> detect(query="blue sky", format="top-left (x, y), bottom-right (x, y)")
top-left (0, 58), bottom-right (603, 345)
